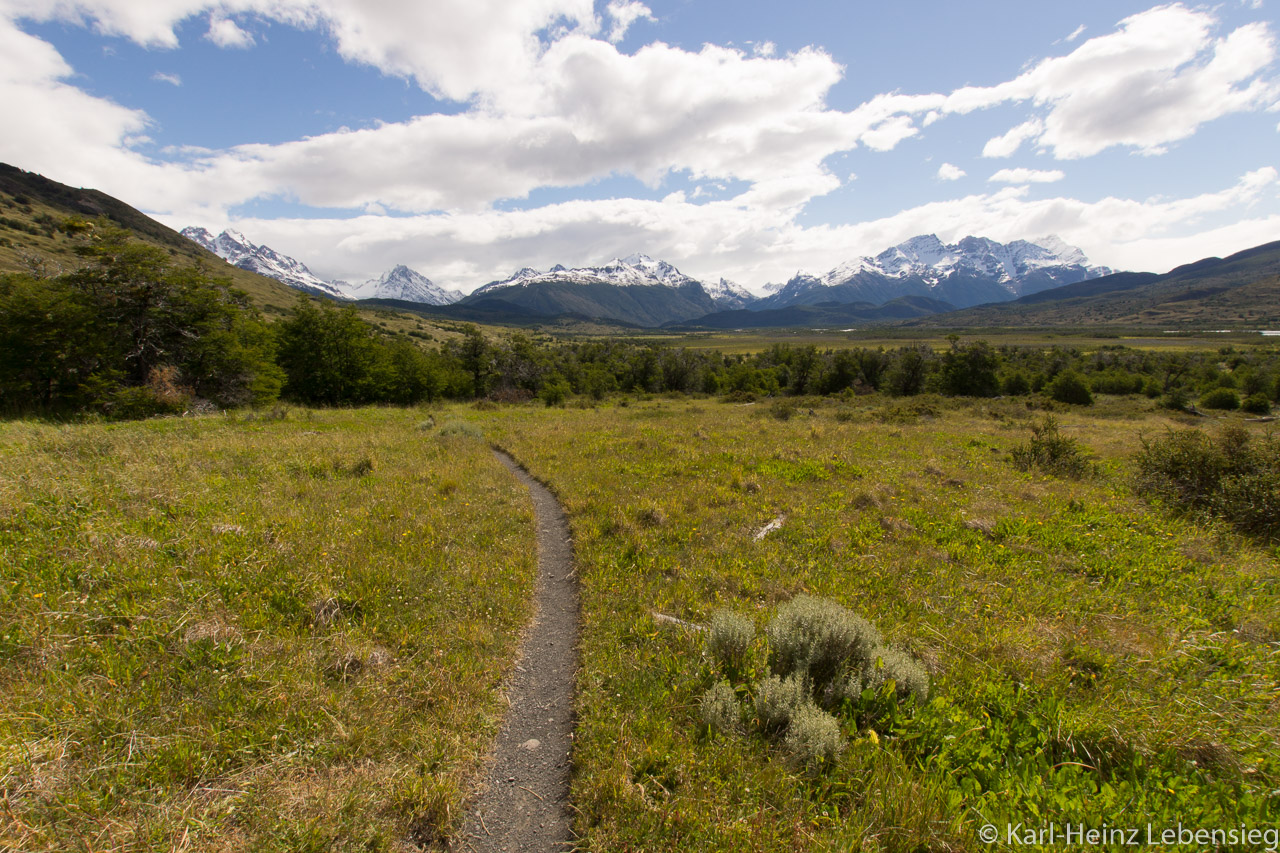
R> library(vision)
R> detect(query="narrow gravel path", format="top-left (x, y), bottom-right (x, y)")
top-left (453, 450), bottom-right (579, 852)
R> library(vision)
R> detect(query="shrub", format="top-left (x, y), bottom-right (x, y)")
top-left (438, 421), bottom-right (482, 438)
top-left (1134, 426), bottom-right (1280, 540)
top-left (754, 674), bottom-right (809, 733)
top-left (1242, 394), bottom-right (1272, 415)
top-left (1199, 388), bottom-right (1240, 410)
top-left (706, 610), bottom-right (754, 677)
top-left (1001, 371), bottom-right (1031, 396)
top-left (1090, 370), bottom-right (1145, 396)
top-left (766, 595), bottom-right (881, 697)
top-left (700, 681), bottom-right (741, 735)
top-left (1048, 370), bottom-right (1093, 405)
top-left (1161, 387), bottom-right (1189, 412)
top-left (860, 645), bottom-right (930, 702)
top-left (1010, 416), bottom-right (1092, 479)
top-left (783, 704), bottom-right (845, 771)
top-left (769, 399), bottom-right (796, 420)
top-left (540, 372), bottom-right (571, 407)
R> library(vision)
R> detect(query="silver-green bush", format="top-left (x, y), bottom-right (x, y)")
top-left (784, 704), bottom-right (845, 771)
top-left (438, 421), bottom-right (482, 438)
top-left (856, 645), bottom-right (930, 702)
top-left (706, 610), bottom-right (754, 674)
top-left (753, 673), bottom-right (808, 732)
top-left (700, 680), bottom-right (741, 734)
top-left (766, 595), bottom-right (881, 695)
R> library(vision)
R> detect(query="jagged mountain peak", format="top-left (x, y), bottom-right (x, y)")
top-left (183, 226), bottom-right (345, 299)
top-left (764, 234), bottom-right (1111, 312)
top-left (352, 264), bottom-right (462, 305)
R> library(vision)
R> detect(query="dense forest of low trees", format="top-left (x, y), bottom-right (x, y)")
top-left (2, 229), bottom-right (1279, 419)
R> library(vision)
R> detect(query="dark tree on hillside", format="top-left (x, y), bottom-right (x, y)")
top-left (0, 226), bottom-right (281, 416)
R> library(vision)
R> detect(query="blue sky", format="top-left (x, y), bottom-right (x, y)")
top-left (1, 0), bottom-right (1277, 291)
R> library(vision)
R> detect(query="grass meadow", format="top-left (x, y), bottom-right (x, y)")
top-left (1, 394), bottom-right (1277, 851)
top-left (478, 395), bottom-right (1279, 851)
top-left (0, 408), bottom-right (536, 851)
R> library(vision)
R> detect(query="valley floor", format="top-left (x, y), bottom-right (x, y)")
top-left (1, 396), bottom-right (1277, 851)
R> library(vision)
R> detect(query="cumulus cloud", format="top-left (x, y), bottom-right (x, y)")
top-left (982, 119), bottom-right (1043, 158)
top-left (936, 163), bottom-right (965, 181)
top-left (0, 0), bottom-right (600, 101)
top-left (151, 70), bottom-right (181, 86)
top-left (206, 15), bottom-right (253, 48)
top-left (605, 0), bottom-right (653, 43)
top-left (953, 5), bottom-right (1278, 159)
top-left (1, 0), bottom-right (1276, 291)
top-left (195, 167), bottom-right (1280, 292)
top-left (989, 167), bottom-right (1065, 183)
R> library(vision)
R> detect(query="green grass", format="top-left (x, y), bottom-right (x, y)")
top-left (477, 395), bottom-right (1280, 851)
top-left (3, 394), bottom-right (1278, 851)
top-left (0, 408), bottom-right (536, 851)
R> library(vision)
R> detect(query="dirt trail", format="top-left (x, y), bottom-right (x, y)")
top-left (452, 450), bottom-right (579, 852)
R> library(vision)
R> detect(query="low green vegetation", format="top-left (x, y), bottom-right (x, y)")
top-left (0, 409), bottom-right (536, 850)
top-left (1135, 425), bottom-right (1280, 541)
top-left (702, 596), bottom-right (929, 773)
top-left (480, 396), bottom-right (1279, 851)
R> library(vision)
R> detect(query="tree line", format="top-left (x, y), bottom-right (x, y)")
top-left (3, 229), bottom-right (1279, 418)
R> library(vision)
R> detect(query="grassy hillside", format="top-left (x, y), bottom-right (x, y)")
top-left (0, 164), bottom-right (481, 346)
top-left (0, 409), bottom-right (536, 850)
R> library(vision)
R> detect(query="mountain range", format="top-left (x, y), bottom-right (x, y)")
top-left (757, 234), bottom-right (1110, 312)
top-left (181, 227), bottom-right (462, 305)
top-left (6, 162), bottom-right (1277, 331)
top-left (181, 223), bottom-right (1108, 327)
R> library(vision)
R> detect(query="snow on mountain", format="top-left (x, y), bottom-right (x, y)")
top-left (472, 253), bottom-right (754, 309)
top-left (819, 234), bottom-right (1109, 289)
top-left (347, 264), bottom-right (463, 305)
top-left (475, 253), bottom-right (704, 294)
top-left (182, 228), bottom-right (461, 306)
top-left (760, 234), bottom-right (1112, 311)
top-left (702, 277), bottom-right (755, 310)
top-left (181, 226), bottom-right (347, 299)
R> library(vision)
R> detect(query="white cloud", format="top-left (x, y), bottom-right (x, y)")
top-left (188, 167), bottom-right (1280, 291)
top-left (988, 167), bottom-right (1065, 183)
top-left (0, 0), bottom-right (600, 101)
top-left (954, 6), bottom-right (1278, 159)
top-left (1065, 25), bottom-right (1086, 43)
top-left (982, 119), bottom-right (1043, 158)
top-left (605, 0), bottom-right (653, 43)
top-left (151, 70), bottom-right (181, 85)
top-left (936, 162), bottom-right (965, 181)
top-left (2, 1), bottom-right (1277, 292)
top-left (206, 15), bottom-right (253, 48)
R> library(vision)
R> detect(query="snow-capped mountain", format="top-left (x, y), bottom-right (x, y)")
top-left (703, 278), bottom-right (756, 310)
top-left (760, 235), bottom-right (1110, 311)
top-left (461, 253), bottom-right (752, 326)
top-left (347, 265), bottom-right (463, 305)
top-left (182, 227), bottom-right (347, 299)
top-left (475, 253), bottom-right (700, 293)
top-left (472, 253), bottom-right (753, 311)
top-left (182, 228), bottom-right (460, 306)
